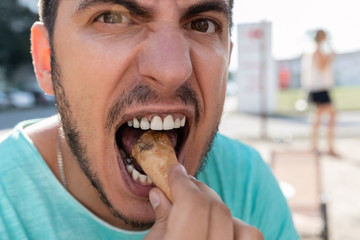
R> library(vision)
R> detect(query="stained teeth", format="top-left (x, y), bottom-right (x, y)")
top-left (140, 118), bottom-right (150, 130)
top-left (120, 149), bottom-right (126, 158)
top-left (151, 116), bottom-right (163, 130)
top-left (163, 115), bottom-right (175, 130)
top-left (125, 157), bottom-right (132, 165)
top-left (127, 121), bottom-right (133, 127)
top-left (133, 118), bottom-right (140, 128)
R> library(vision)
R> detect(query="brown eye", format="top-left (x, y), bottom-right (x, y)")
top-left (96, 12), bottom-right (130, 24)
top-left (189, 19), bottom-right (216, 33)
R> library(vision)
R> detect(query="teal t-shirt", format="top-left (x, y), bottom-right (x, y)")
top-left (0, 120), bottom-right (299, 240)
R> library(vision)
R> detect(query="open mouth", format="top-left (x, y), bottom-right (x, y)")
top-left (115, 114), bottom-right (189, 197)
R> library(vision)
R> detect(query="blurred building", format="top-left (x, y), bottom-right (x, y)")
top-left (277, 50), bottom-right (360, 89)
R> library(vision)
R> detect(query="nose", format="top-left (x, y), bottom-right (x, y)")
top-left (138, 27), bottom-right (192, 93)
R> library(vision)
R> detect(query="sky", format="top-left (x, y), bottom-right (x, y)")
top-left (230, 0), bottom-right (360, 70)
top-left (22, 0), bottom-right (360, 69)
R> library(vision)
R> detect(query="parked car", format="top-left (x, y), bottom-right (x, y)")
top-left (0, 91), bottom-right (10, 110)
top-left (7, 89), bottom-right (36, 109)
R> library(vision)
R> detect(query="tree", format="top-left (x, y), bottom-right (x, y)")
top-left (0, 0), bottom-right (38, 78)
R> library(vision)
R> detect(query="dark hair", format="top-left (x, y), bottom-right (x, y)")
top-left (39, 0), bottom-right (233, 42)
top-left (39, 0), bottom-right (60, 45)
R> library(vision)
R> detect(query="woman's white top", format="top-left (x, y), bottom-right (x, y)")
top-left (301, 44), bottom-right (335, 92)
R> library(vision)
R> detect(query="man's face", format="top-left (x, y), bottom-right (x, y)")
top-left (52, 0), bottom-right (232, 229)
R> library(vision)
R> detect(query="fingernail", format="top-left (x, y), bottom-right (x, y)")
top-left (149, 190), bottom-right (160, 210)
top-left (178, 164), bottom-right (187, 175)
top-left (189, 176), bottom-right (197, 181)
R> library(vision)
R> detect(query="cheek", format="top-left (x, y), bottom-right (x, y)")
top-left (196, 51), bottom-right (228, 116)
top-left (59, 37), bottom-right (132, 92)
top-left (55, 33), bottom-right (141, 127)
top-left (184, 48), bottom-right (229, 174)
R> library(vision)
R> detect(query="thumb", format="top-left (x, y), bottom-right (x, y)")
top-left (145, 188), bottom-right (172, 240)
top-left (150, 188), bottom-right (172, 223)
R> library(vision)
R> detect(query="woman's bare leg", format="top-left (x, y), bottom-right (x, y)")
top-left (326, 104), bottom-right (337, 154)
top-left (312, 105), bottom-right (323, 151)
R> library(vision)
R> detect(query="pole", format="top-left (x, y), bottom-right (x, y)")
top-left (259, 22), bottom-right (268, 140)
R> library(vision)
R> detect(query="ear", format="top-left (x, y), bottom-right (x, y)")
top-left (228, 41), bottom-right (234, 65)
top-left (31, 22), bottom-right (54, 96)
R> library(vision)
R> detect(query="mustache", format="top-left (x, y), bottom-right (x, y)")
top-left (105, 82), bottom-right (200, 132)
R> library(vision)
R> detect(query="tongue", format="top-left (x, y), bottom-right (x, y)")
top-left (119, 127), bottom-right (178, 157)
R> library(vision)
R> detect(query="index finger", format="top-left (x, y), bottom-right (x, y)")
top-left (165, 163), bottom-right (210, 240)
top-left (168, 163), bottom-right (200, 201)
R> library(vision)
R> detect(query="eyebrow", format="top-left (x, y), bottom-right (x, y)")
top-left (181, 0), bottom-right (232, 24)
top-left (75, 0), bottom-right (153, 17)
top-left (74, 0), bottom-right (231, 25)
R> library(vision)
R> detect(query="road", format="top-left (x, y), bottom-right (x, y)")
top-left (0, 106), bottom-right (56, 131)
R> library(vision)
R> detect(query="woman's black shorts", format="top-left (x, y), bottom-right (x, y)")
top-left (309, 90), bottom-right (332, 105)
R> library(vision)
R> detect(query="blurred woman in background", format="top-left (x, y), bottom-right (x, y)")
top-left (302, 29), bottom-right (338, 156)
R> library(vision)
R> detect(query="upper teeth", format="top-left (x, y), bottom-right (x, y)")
top-left (127, 115), bottom-right (186, 130)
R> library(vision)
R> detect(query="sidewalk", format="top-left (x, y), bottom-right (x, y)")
top-left (220, 96), bottom-right (360, 141)
top-left (245, 138), bottom-right (360, 240)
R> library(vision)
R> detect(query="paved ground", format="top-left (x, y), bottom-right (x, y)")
top-left (0, 106), bottom-right (57, 130)
top-left (244, 138), bottom-right (360, 240)
top-left (1, 98), bottom-right (359, 239)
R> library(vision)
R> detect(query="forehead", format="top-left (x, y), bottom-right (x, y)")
top-left (58, 0), bottom-right (231, 15)
top-left (71, 0), bottom-right (231, 7)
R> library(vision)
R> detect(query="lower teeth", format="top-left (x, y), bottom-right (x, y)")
top-left (127, 164), bottom-right (153, 184)
top-left (125, 157), bottom-right (132, 165)
top-left (121, 149), bottom-right (153, 185)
